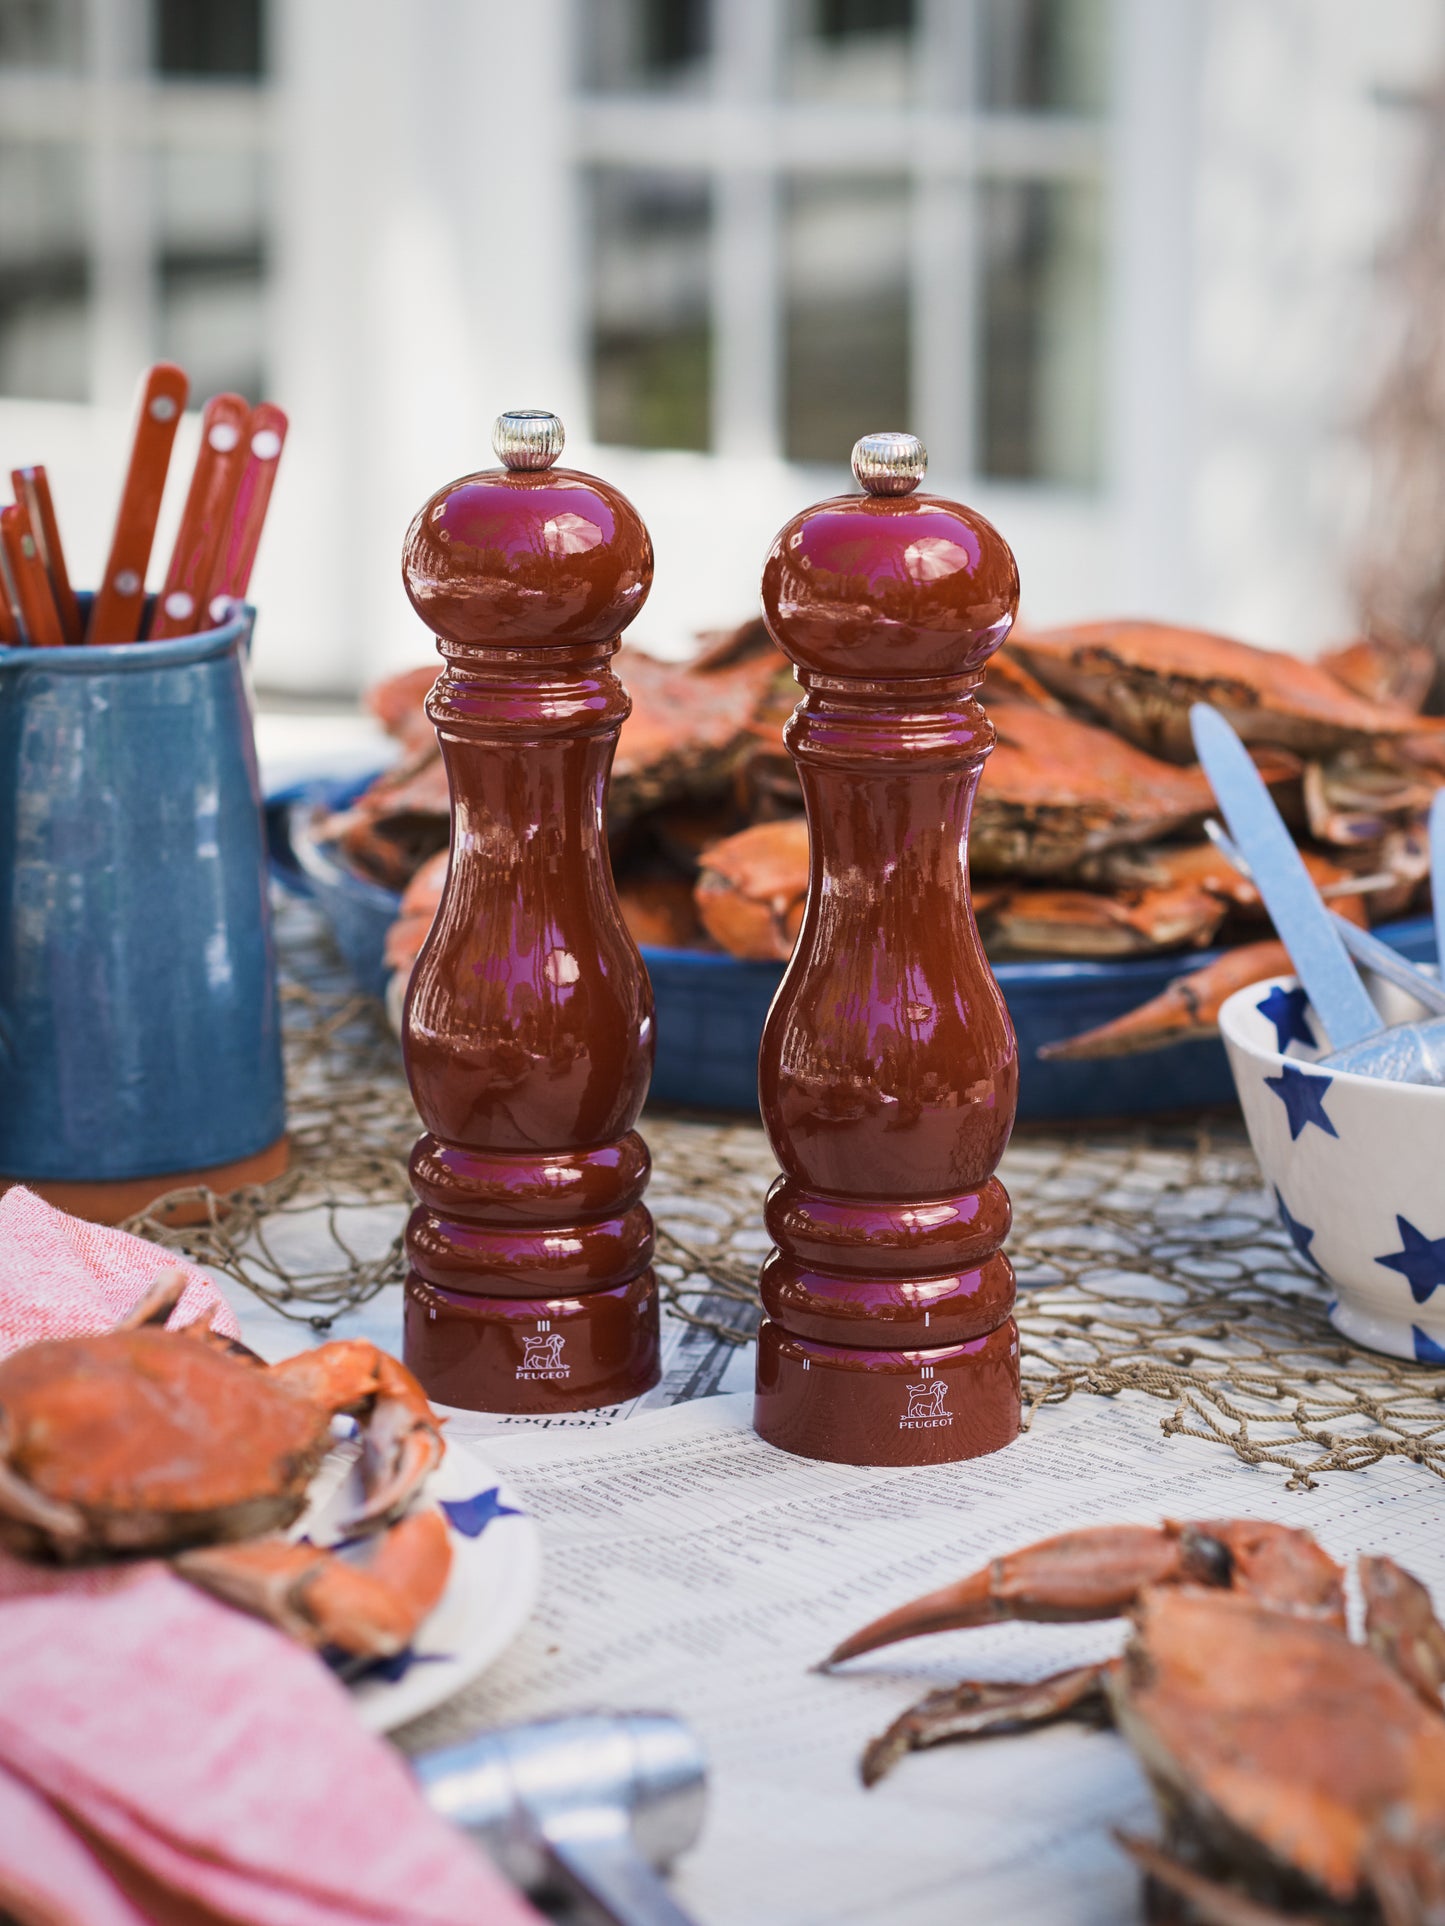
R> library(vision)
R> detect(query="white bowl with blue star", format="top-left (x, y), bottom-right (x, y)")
top-left (1219, 969), bottom-right (1445, 1363)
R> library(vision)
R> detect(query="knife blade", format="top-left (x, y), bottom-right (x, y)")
top-left (1190, 703), bottom-right (1382, 1049)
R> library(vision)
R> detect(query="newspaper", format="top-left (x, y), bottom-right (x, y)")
top-left (222, 1254), bottom-right (754, 1441)
top-left (400, 1385), bottom-right (1445, 1926)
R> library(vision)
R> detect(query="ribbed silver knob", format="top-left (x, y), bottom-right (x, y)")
top-left (493, 410), bottom-right (565, 472)
top-left (851, 431), bottom-right (927, 497)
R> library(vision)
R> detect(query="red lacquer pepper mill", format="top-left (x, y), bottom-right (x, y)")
top-left (753, 431), bottom-right (1021, 1466)
top-left (399, 409), bottom-right (661, 1412)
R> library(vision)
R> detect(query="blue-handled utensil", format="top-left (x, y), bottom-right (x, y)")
top-left (1190, 706), bottom-right (1381, 1049)
top-left (1191, 704), bottom-right (1445, 1085)
top-left (1205, 821), bottom-right (1445, 1016)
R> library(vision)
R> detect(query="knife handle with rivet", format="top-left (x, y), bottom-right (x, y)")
top-left (0, 503), bottom-right (65, 648)
top-left (11, 466), bottom-right (81, 644)
top-left (205, 402), bottom-right (287, 622)
top-left (148, 392), bottom-right (251, 641)
top-left (88, 363), bottom-right (190, 645)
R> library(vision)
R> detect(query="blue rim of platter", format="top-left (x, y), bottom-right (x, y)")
top-left (266, 774), bottom-right (1437, 1123)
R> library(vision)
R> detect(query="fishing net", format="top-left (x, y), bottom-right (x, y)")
top-left (127, 897), bottom-right (1445, 1491)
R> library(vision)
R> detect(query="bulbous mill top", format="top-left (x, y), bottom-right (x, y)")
top-left (401, 410), bottom-right (654, 646)
top-left (761, 430), bottom-right (1019, 681)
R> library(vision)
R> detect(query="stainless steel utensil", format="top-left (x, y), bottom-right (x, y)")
top-left (417, 1712), bottom-right (706, 1926)
top-left (1191, 705), bottom-right (1445, 1084)
top-left (1205, 820), bottom-right (1445, 1016)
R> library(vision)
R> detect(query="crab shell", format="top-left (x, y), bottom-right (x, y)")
top-left (1013, 620), bottom-right (1445, 763)
top-left (1115, 1586), bottom-right (1445, 1910)
top-left (0, 1328), bottom-right (442, 1560)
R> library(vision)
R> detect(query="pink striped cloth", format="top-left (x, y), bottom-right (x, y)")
top-left (0, 1184), bottom-right (241, 1351)
top-left (0, 1186), bottom-right (540, 1926)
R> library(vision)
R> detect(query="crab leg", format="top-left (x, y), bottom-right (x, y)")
top-left (267, 1343), bottom-right (444, 1528)
top-left (861, 1663), bottom-right (1114, 1787)
top-left (826, 1521), bottom-right (1344, 1665)
top-left (1039, 942), bottom-right (1291, 1061)
top-left (826, 1527), bottom-right (1195, 1665)
top-left (175, 1508), bottom-right (451, 1657)
top-left (1361, 1555), bottom-right (1445, 1714)
top-left (1114, 1834), bottom-right (1318, 1926)
top-left (113, 1269), bottom-right (191, 1330)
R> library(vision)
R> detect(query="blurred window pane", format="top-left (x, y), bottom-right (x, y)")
top-left (978, 0), bottom-right (1106, 114)
top-left (152, 0), bottom-right (265, 79)
top-left (786, 0), bottom-right (915, 105)
top-left (590, 168), bottom-right (711, 451)
top-left (156, 147), bottom-right (267, 398)
top-left (0, 0), bottom-right (84, 68)
top-left (581, 0), bottom-right (710, 95)
top-left (979, 177), bottom-right (1103, 485)
top-left (0, 141), bottom-right (88, 398)
top-left (784, 173), bottom-right (909, 463)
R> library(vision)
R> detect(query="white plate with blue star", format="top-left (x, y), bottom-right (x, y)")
top-left (305, 1434), bottom-right (540, 1733)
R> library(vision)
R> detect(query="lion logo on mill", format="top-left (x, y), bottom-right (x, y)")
top-left (521, 1332), bottom-right (565, 1372)
top-left (904, 1380), bottom-right (948, 1420)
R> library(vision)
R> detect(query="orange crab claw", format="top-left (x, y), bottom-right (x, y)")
top-left (1038, 941), bottom-right (1292, 1061)
top-left (175, 1508), bottom-right (452, 1658)
top-left (267, 1343), bottom-right (444, 1530)
top-left (826, 1519), bottom-right (1345, 1666)
top-left (861, 1662), bottom-right (1114, 1787)
top-left (826, 1526), bottom-right (1195, 1665)
top-left (113, 1269), bottom-right (191, 1331)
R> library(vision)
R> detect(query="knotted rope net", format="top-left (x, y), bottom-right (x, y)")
top-left (127, 899), bottom-right (1445, 1491)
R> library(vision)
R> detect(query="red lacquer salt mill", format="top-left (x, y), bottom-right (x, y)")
top-left (399, 410), bottom-right (661, 1412)
top-left (753, 432), bottom-right (1021, 1466)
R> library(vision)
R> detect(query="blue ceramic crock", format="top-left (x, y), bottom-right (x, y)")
top-left (0, 601), bottom-right (284, 1182)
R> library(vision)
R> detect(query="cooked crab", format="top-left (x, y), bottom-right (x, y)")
top-left (977, 879), bottom-right (1228, 960)
top-left (695, 817), bottom-right (809, 961)
top-left (0, 1274), bottom-right (449, 1657)
top-left (1319, 631), bottom-right (1435, 714)
top-left (973, 701), bottom-right (1233, 877)
top-left (827, 1519), bottom-right (1445, 1923)
top-left (327, 628), bottom-right (790, 890)
top-left (1012, 621), bottom-right (1444, 763)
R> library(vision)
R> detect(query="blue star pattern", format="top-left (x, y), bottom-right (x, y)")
top-left (1414, 1327), bottom-right (1445, 1365)
top-left (1274, 1188), bottom-right (1319, 1273)
top-left (323, 1644), bottom-right (451, 1684)
top-left (1263, 1063), bottom-right (1338, 1141)
top-left (1376, 1217), bottom-right (1445, 1305)
top-left (1256, 984), bottom-right (1316, 1055)
top-left (441, 1487), bottom-right (525, 1538)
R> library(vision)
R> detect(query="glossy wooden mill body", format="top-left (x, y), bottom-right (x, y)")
top-left (399, 411), bottom-right (660, 1411)
top-left (754, 434), bottom-right (1022, 1465)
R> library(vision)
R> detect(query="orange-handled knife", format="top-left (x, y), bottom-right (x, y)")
top-left (205, 402), bottom-right (288, 622)
top-left (0, 537), bottom-right (20, 645)
top-left (88, 363), bottom-right (190, 645)
top-left (147, 392), bottom-right (250, 641)
top-left (0, 503), bottom-right (66, 647)
top-left (11, 465), bottom-right (81, 645)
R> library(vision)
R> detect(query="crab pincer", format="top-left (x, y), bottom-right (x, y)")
top-left (267, 1342), bottom-right (444, 1531)
top-left (176, 1509), bottom-right (452, 1659)
top-left (825, 1519), bottom-right (1345, 1667)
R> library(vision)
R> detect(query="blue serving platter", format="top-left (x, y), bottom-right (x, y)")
top-left (266, 777), bottom-right (1437, 1123)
